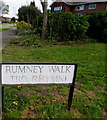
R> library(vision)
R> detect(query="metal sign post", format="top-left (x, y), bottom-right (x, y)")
top-left (68, 84), bottom-right (75, 110)
top-left (0, 63), bottom-right (2, 119)
top-left (68, 64), bottom-right (77, 110)
top-left (0, 86), bottom-right (2, 119)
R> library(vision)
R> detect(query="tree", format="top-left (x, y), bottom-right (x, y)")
top-left (30, 1), bottom-right (35, 7)
top-left (18, 2), bottom-right (41, 24)
top-left (0, 1), bottom-right (9, 16)
top-left (0, 1), bottom-right (5, 16)
top-left (2, 5), bottom-right (9, 15)
top-left (39, 0), bottom-right (48, 41)
top-left (11, 17), bottom-right (16, 23)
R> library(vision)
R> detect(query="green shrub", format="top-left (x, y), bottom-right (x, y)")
top-left (10, 38), bottom-right (21, 44)
top-left (87, 11), bottom-right (107, 43)
top-left (16, 21), bottom-right (32, 31)
top-left (47, 12), bottom-right (89, 41)
top-left (17, 30), bottom-right (35, 36)
top-left (45, 39), bottom-right (58, 45)
top-left (1, 20), bottom-right (10, 23)
top-left (34, 40), bottom-right (42, 47)
top-left (32, 15), bottom-right (43, 34)
top-left (10, 35), bottom-right (42, 47)
top-left (67, 41), bottom-right (75, 46)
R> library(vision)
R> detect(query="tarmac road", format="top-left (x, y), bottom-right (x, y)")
top-left (0, 23), bottom-right (15, 28)
top-left (0, 26), bottom-right (17, 50)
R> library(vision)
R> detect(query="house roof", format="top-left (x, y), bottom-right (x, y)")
top-left (50, 0), bottom-right (107, 6)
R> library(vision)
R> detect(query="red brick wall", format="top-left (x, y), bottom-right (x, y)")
top-left (72, 2), bottom-right (107, 15)
top-left (51, 2), bottom-right (107, 14)
top-left (6, 18), bottom-right (11, 21)
top-left (51, 2), bottom-right (71, 13)
top-left (0, 17), bottom-right (11, 21)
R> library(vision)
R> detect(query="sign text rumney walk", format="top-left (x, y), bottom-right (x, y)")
top-left (2, 63), bottom-right (76, 85)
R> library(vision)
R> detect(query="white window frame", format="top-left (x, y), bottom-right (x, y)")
top-left (89, 4), bottom-right (96, 9)
top-left (54, 6), bottom-right (62, 12)
top-left (78, 13), bottom-right (83, 16)
top-left (75, 5), bottom-right (84, 11)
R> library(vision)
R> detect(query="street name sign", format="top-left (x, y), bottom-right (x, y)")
top-left (1, 63), bottom-right (77, 85)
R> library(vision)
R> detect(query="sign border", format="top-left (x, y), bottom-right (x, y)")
top-left (1, 63), bottom-right (77, 86)
top-left (0, 62), bottom-right (2, 85)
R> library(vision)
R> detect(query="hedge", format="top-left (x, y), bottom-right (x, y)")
top-left (87, 11), bottom-right (107, 43)
top-left (31, 11), bottom-right (107, 43)
top-left (47, 12), bottom-right (89, 41)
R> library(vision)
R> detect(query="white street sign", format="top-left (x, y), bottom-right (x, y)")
top-left (1, 63), bottom-right (77, 85)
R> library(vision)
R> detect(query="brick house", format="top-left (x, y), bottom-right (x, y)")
top-left (50, 0), bottom-right (107, 15)
top-left (0, 16), bottom-right (11, 22)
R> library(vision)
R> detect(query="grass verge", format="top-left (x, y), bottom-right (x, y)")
top-left (2, 43), bottom-right (106, 119)
top-left (0, 28), bottom-right (11, 32)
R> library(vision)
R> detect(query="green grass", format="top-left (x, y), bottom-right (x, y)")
top-left (0, 28), bottom-right (11, 31)
top-left (0, 25), bottom-right (16, 32)
top-left (2, 43), bottom-right (107, 119)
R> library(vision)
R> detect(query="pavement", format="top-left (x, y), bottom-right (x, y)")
top-left (1, 27), bottom-right (17, 48)
top-left (0, 23), bottom-right (15, 29)
top-left (0, 24), bottom-right (18, 64)
top-left (0, 24), bottom-right (18, 51)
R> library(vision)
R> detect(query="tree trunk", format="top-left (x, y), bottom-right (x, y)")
top-left (40, 0), bottom-right (47, 41)
top-left (27, 13), bottom-right (30, 24)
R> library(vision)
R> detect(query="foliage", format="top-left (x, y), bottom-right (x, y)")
top-left (18, 2), bottom-right (41, 24)
top-left (30, 1), bottom-right (35, 7)
top-left (31, 11), bottom-right (107, 43)
top-left (10, 34), bottom-right (97, 48)
top-left (10, 34), bottom-right (59, 47)
top-left (17, 10), bottom-right (107, 44)
top-left (67, 41), bottom-right (75, 46)
top-left (33, 40), bottom-right (43, 47)
top-left (2, 5), bottom-right (9, 14)
top-left (32, 14), bottom-right (43, 35)
top-left (10, 34), bottom-right (42, 47)
top-left (16, 21), bottom-right (32, 31)
top-left (11, 17), bottom-right (16, 23)
top-left (0, 27), bottom-right (10, 32)
top-left (47, 12), bottom-right (89, 41)
top-left (45, 39), bottom-right (58, 45)
top-left (87, 11), bottom-right (107, 43)
top-left (0, 1), bottom-right (9, 15)
top-left (1, 20), bottom-right (10, 23)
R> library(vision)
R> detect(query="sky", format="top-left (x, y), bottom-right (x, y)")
top-left (2, 0), bottom-right (53, 18)
top-left (2, 0), bottom-right (107, 18)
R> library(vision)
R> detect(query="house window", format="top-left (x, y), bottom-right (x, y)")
top-left (54, 6), bottom-right (62, 12)
top-left (89, 4), bottom-right (96, 9)
top-left (75, 5), bottom-right (84, 11)
top-left (78, 13), bottom-right (83, 16)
